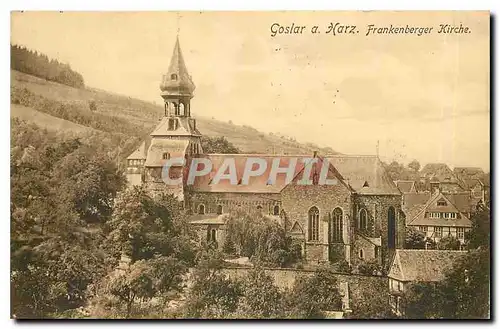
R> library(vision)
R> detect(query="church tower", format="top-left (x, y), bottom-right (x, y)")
top-left (140, 37), bottom-right (203, 200)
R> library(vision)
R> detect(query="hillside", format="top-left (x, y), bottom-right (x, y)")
top-left (10, 69), bottom-right (340, 156)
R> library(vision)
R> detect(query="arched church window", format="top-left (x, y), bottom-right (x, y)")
top-left (257, 205), bottom-right (263, 211)
top-left (359, 208), bottom-right (368, 231)
top-left (273, 205), bottom-right (280, 216)
top-left (217, 205), bottom-right (223, 215)
top-left (331, 208), bottom-right (343, 243)
top-left (179, 103), bottom-right (185, 116)
top-left (308, 206), bottom-right (320, 241)
top-left (171, 73), bottom-right (178, 80)
top-left (198, 204), bottom-right (205, 215)
top-left (388, 206), bottom-right (396, 249)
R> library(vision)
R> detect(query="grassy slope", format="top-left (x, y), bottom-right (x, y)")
top-left (11, 70), bottom-right (339, 155)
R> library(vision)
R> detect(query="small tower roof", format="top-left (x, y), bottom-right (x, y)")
top-left (160, 37), bottom-right (196, 96)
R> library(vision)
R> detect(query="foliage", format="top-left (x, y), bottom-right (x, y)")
top-left (93, 256), bottom-right (187, 318)
top-left (466, 205), bottom-right (490, 250)
top-left (285, 267), bottom-right (342, 318)
top-left (357, 259), bottom-right (382, 275)
top-left (89, 100), bottom-right (97, 112)
top-left (200, 136), bottom-right (240, 154)
top-left (408, 160), bottom-right (421, 172)
top-left (239, 268), bottom-right (284, 318)
top-left (437, 235), bottom-right (461, 250)
top-left (184, 250), bottom-right (242, 318)
top-left (11, 44), bottom-right (85, 88)
top-left (405, 227), bottom-right (426, 249)
top-left (224, 211), bottom-right (301, 267)
top-left (106, 186), bottom-right (197, 264)
top-left (404, 282), bottom-right (444, 319)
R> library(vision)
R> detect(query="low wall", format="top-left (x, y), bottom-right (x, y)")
top-left (221, 266), bottom-right (388, 316)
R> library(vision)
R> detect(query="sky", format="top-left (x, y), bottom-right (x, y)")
top-left (10, 11), bottom-right (490, 171)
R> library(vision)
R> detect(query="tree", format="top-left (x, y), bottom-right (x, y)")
top-left (239, 268), bottom-right (284, 318)
top-left (93, 256), bottom-right (187, 318)
top-left (466, 206), bottom-right (490, 250)
top-left (437, 235), bottom-right (461, 250)
top-left (405, 227), bottom-right (426, 249)
top-left (286, 267), bottom-right (342, 318)
top-left (200, 136), bottom-right (240, 154)
top-left (357, 259), bottom-right (382, 275)
top-left (408, 160), bottom-right (421, 173)
top-left (404, 282), bottom-right (444, 319)
top-left (184, 250), bottom-right (242, 318)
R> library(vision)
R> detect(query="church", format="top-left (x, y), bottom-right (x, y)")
top-left (126, 38), bottom-right (405, 270)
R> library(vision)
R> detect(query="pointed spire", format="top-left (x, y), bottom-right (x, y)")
top-left (160, 37), bottom-right (195, 96)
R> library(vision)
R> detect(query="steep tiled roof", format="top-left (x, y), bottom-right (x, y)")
top-left (453, 167), bottom-right (485, 179)
top-left (151, 117), bottom-right (201, 137)
top-left (406, 190), bottom-right (472, 227)
top-left (127, 141), bottom-right (147, 160)
top-left (190, 154), bottom-right (349, 194)
top-left (144, 139), bottom-right (189, 167)
top-left (445, 192), bottom-right (473, 214)
top-left (327, 156), bottom-right (401, 195)
top-left (188, 154), bottom-right (400, 195)
top-left (420, 163), bottom-right (457, 182)
top-left (395, 180), bottom-right (416, 193)
top-left (159, 37), bottom-right (195, 96)
top-left (389, 249), bottom-right (467, 282)
top-left (403, 192), bottom-right (431, 210)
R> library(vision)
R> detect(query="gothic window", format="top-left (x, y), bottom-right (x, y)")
top-left (273, 205), bottom-right (280, 216)
top-left (198, 204), bottom-right (205, 215)
top-left (388, 206), bottom-right (396, 249)
top-left (207, 228), bottom-right (216, 243)
top-left (171, 73), bottom-right (178, 80)
top-left (162, 152), bottom-right (170, 160)
top-left (257, 205), bottom-right (263, 211)
top-left (308, 206), bottom-right (320, 241)
top-left (217, 205), bottom-right (223, 215)
top-left (359, 249), bottom-right (364, 259)
top-left (331, 207), bottom-right (343, 243)
top-left (359, 208), bottom-right (368, 231)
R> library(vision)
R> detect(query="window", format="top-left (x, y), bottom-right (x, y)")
top-left (308, 207), bottom-right (320, 241)
top-left (375, 246), bottom-right (380, 259)
top-left (437, 199), bottom-right (447, 206)
top-left (162, 152), bottom-right (170, 160)
top-left (198, 204), bottom-right (205, 215)
top-left (257, 205), bottom-right (263, 211)
top-left (419, 226), bottom-right (428, 233)
top-left (443, 227), bottom-right (450, 236)
top-left (457, 227), bottom-right (465, 239)
top-left (435, 226), bottom-right (442, 238)
top-left (207, 228), bottom-right (216, 243)
top-left (450, 213), bottom-right (457, 219)
top-left (216, 205), bottom-right (223, 215)
top-left (359, 249), bottom-right (364, 259)
top-left (429, 212), bottom-right (441, 219)
top-left (171, 73), bottom-right (178, 80)
top-left (168, 118), bottom-right (177, 130)
top-left (359, 208), bottom-right (368, 231)
top-left (273, 205), bottom-right (280, 216)
top-left (331, 208), bottom-right (343, 243)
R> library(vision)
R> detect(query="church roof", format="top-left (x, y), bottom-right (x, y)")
top-left (159, 37), bottom-right (195, 96)
top-left (327, 155), bottom-right (401, 195)
top-left (144, 139), bottom-right (189, 167)
top-left (389, 249), bottom-right (467, 282)
top-left (150, 116), bottom-right (201, 137)
top-left (188, 154), bottom-right (400, 195)
top-left (127, 140), bottom-right (147, 160)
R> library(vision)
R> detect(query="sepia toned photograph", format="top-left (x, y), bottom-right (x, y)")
top-left (10, 11), bottom-right (490, 319)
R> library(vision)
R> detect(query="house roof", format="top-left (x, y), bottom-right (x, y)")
top-left (127, 140), bottom-right (147, 160)
top-left (406, 190), bottom-right (472, 227)
top-left (359, 234), bottom-right (382, 247)
top-left (389, 249), bottom-right (467, 282)
top-left (420, 163), bottom-right (457, 182)
top-left (453, 167), bottom-right (485, 178)
top-left (395, 180), bottom-right (416, 193)
top-left (444, 192), bottom-right (473, 214)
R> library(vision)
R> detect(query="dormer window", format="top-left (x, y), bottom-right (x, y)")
top-left (162, 152), bottom-right (170, 160)
top-left (437, 199), bottom-right (447, 206)
top-left (171, 73), bottom-right (178, 80)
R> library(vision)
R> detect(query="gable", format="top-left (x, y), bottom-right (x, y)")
top-left (388, 253), bottom-right (404, 281)
top-left (290, 221), bottom-right (304, 234)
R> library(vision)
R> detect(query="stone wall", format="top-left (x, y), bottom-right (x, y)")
top-left (221, 266), bottom-right (388, 316)
top-left (189, 191), bottom-right (281, 216)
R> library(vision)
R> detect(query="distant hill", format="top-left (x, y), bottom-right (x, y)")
top-left (10, 69), bottom-right (340, 157)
